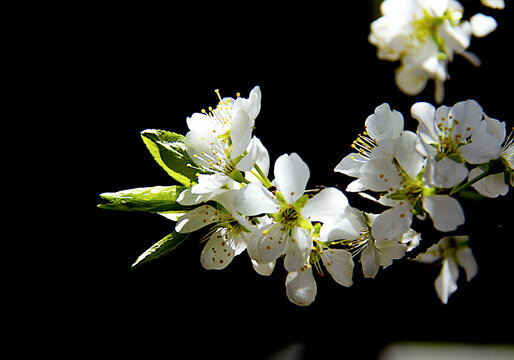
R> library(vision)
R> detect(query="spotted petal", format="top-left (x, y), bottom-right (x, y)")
top-left (175, 205), bottom-right (224, 233)
top-left (321, 249), bottom-right (354, 287)
top-left (284, 227), bottom-right (312, 272)
top-left (200, 229), bottom-right (240, 270)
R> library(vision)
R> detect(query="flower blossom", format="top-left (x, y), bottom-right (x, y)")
top-left (179, 86), bottom-right (264, 204)
top-left (236, 153), bottom-right (359, 305)
top-left (412, 99), bottom-right (502, 188)
top-left (335, 102), bottom-right (466, 234)
top-left (317, 204), bottom-right (420, 279)
top-left (175, 191), bottom-right (253, 270)
top-left (415, 235), bottom-right (477, 304)
top-left (369, 0), bottom-right (498, 103)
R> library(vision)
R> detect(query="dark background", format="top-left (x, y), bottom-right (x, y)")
top-left (38, 1), bottom-right (513, 359)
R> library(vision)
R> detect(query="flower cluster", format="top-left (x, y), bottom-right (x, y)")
top-left (99, 86), bottom-right (513, 306)
top-left (369, 0), bottom-right (503, 103)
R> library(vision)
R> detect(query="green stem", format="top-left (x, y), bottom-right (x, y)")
top-left (449, 165), bottom-right (493, 196)
top-left (254, 163), bottom-right (273, 188)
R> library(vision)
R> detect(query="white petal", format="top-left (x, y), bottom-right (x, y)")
top-left (470, 13), bottom-right (497, 38)
top-left (435, 258), bottom-right (459, 304)
top-left (449, 99), bottom-right (483, 140)
top-left (321, 249), bottom-right (354, 287)
top-left (190, 173), bottom-right (230, 195)
top-left (185, 130), bottom-right (216, 169)
top-left (334, 153), bottom-right (366, 177)
top-left (469, 167), bottom-right (509, 198)
top-left (232, 86), bottom-right (261, 124)
top-left (375, 240), bottom-right (407, 269)
top-left (361, 244), bottom-right (380, 279)
top-left (395, 64), bottom-right (428, 96)
top-left (319, 206), bottom-right (365, 242)
top-left (360, 159), bottom-right (402, 192)
top-left (411, 102), bottom-right (438, 145)
top-left (371, 203), bottom-right (413, 241)
top-left (238, 136), bottom-right (270, 173)
top-left (302, 187), bottom-right (349, 224)
top-left (394, 131), bottom-right (425, 178)
top-left (254, 224), bottom-right (288, 264)
top-left (457, 247), bottom-right (478, 282)
top-left (235, 183), bottom-right (279, 216)
top-left (285, 267), bottom-right (317, 306)
top-left (230, 110), bottom-right (253, 158)
top-left (346, 179), bottom-right (368, 192)
top-left (251, 259), bottom-right (275, 276)
top-left (175, 205), bottom-right (224, 233)
top-left (481, 0), bottom-right (505, 10)
top-left (186, 112), bottom-right (217, 132)
top-left (460, 133), bottom-right (502, 164)
top-left (274, 153), bottom-right (310, 204)
top-left (438, 19), bottom-right (471, 51)
top-left (200, 230), bottom-right (237, 270)
top-left (365, 103), bottom-right (404, 142)
top-left (177, 188), bottom-right (211, 206)
top-left (422, 195), bottom-right (465, 232)
top-left (425, 157), bottom-right (469, 188)
top-left (284, 227), bottom-right (312, 272)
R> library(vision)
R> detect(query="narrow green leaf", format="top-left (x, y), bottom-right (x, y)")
top-left (98, 185), bottom-right (189, 212)
top-left (141, 129), bottom-right (198, 187)
top-left (131, 231), bottom-right (189, 269)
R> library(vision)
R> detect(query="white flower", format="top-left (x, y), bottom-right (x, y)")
top-left (412, 99), bottom-right (502, 188)
top-left (370, 0), bottom-right (490, 103)
top-left (181, 86), bottom-right (262, 203)
top-left (237, 153), bottom-right (315, 273)
top-left (335, 103), bottom-right (466, 233)
top-left (319, 206), bottom-right (419, 279)
top-left (415, 235), bottom-right (478, 304)
top-left (175, 191), bottom-right (253, 270)
top-left (236, 154), bottom-right (362, 305)
top-left (334, 103), bottom-right (406, 192)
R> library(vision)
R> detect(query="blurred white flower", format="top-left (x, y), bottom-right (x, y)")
top-left (370, 0), bottom-right (497, 103)
top-left (416, 235), bottom-right (477, 304)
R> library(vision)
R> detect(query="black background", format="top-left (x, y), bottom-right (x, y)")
top-left (38, 2), bottom-right (513, 359)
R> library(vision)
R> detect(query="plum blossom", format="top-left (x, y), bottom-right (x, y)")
top-left (317, 206), bottom-right (420, 279)
top-left (179, 86), bottom-right (263, 204)
top-left (369, 0), bottom-right (497, 103)
top-left (412, 99), bottom-right (502, 188)
top-left (415, 235), bottom-right (478, 303)
top-left (175, 191), bottom-right (253, 270)
top-left (335, 103), bottom-right (466, 233)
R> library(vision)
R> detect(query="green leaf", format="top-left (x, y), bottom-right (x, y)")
top-left (141, 129), bottom-right (198, 187)
top-left (98, 185), bottom-right (190, 212)
top-left (131, 231), bottom-right (189, 269)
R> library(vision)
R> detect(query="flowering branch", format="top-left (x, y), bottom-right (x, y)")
top-left (99, 85), bottom-right (512, 306)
